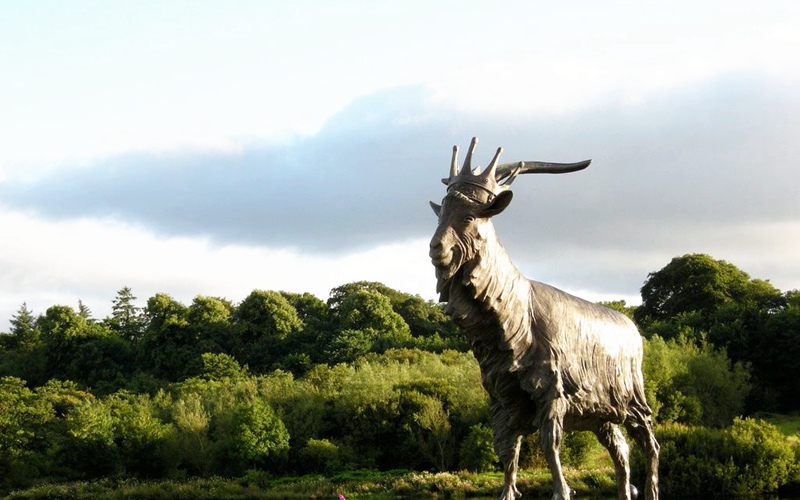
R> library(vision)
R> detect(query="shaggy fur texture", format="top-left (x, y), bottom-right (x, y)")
top-left (431, 178), bottom-right (659, 500)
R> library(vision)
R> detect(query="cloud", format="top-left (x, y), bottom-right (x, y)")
top-left (0, 206), bottom-right (436, 328)
top-left (2, 72), bottom-right (798, 305)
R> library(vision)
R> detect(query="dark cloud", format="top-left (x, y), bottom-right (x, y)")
top-left (2, 73), bottom-right (798, 293)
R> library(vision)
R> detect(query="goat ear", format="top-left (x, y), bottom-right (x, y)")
top-left (429, 201), bottom-right (442, 216)
top-left (479, 190), bottom-right (513, 218)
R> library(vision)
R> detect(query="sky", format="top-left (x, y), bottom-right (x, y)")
top-left (1, 1), bottom-right (799, 328)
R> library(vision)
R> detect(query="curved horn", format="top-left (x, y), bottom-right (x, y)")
top-left (495, 159), bottom-right (592, 186)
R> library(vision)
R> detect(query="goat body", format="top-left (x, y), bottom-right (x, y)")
top-left (430, 138), bottom-right (659, 500)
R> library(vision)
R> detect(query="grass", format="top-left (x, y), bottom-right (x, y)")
top-left (1, 468), bottom-right (618, 500)
top-left (759, 412), bottom-right (800, 436)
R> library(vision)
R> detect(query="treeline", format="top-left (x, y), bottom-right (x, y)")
top-left (1, 254), bottom-right (799, 496)
top-left (0, 282), bottom-right (464, 391)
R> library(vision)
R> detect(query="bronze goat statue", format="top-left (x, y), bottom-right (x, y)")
top-left (429, 138), bottom-right (659, 500)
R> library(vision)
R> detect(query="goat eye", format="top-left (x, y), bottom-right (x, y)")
top-left (464, 214), bottom-right (476, 223)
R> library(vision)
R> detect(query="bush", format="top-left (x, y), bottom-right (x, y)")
top-left (299, 438), bottom-right (343, 473)
top-left (561, 431), bottom-right (598, 468)
top-left (633, 418), bottom-right (795, 496)
top-left (459, 424), bottom-right (497, 472)
top-left (643, 335), bottom-right (750, 427)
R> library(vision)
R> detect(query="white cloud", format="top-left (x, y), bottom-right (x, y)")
top-left (0, 207), bottom-right (436, 330)
top-left (2, 1), bottom-right (799, 331)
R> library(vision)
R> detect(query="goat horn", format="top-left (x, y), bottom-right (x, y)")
top-left (495, 159), bottom-right (592, 185)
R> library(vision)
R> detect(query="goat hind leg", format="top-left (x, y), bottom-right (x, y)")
top-left (625, 416), bottom-right (659, 500)
top-left (594, 422), bottom-right (632, 500)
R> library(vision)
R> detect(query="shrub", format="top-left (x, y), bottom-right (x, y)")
top-left (633, 418), bottom-right (795, 496)
top-left (561, 430), bottom-right (598, 468)
top-left (643, 335), bottom-right (750, 427)
top-left (227, 400), bottom-right (290, 471)
top-left (299, 438), bottom-right (343, 474)
top-left (459, 424), bottom-right (498, 472)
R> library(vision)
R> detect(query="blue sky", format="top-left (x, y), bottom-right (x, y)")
top-left (1, 1), bottom-right (799, 326)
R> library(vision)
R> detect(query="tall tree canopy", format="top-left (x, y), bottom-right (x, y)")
top-left (635, 253), bottom-right (783, 328)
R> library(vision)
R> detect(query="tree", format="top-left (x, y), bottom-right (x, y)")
top-left (107, 392), bottom-right (172, 478)
top-left (328, 281), bottom-right (460, 346)
top-left (326, 289), bottom-right (412, 363)
top-left (198, 352), bottom-right (248, 381)
top-left (0, 377), bottom-right (52, 486)
top-left (636, 254), bottom-right (758, 327)
top-left (9, 303), bottom-right (39, 350)
top-left (749, 305), bottom-right (800, 410)
top-left (187, 296), bottom-right (235, 356)
top-left (459, 424), bottom-right (498, 472)
top-left (280, 292), bottom-right (331, 367)
top-left (227, 400), bottom-right (290, 472)
top-left (62, 396), bottom-right (120, 477)
top-left (597, 300), bottom-right (636, 320)
top-left (642, 335), bottom-right (750, 427)
top-left (233, 290), bottom-right (303, 372)
top-left (106, 287), bottom-right (144, 342)
top-left (235, 290), bottom-right (303, 342)
top-left (139, 294), bottom-right (193, 381)
top-left (77, 300), bottom-right (93, 322)
top-left (37, 305), bottom-right (118, 383)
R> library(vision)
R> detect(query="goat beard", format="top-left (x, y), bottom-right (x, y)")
top-left (436, 266), bottom-right (452, 303)
top-left (436, 264), bottom-right (469, 303)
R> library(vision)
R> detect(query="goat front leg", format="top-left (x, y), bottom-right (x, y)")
top-left (539, 401), bottom-right (570, 500)
top-left (496, 433), bottom-right (522, 500)
top-left (491, 400), bottom-right (523, 500)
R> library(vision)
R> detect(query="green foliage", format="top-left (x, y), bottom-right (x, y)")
top-left (2, 270), bottom-right (799, 493)
top-left (328, 281), bottom-right (464, 351)
top-left (228, 400), bottom-right (290, 469)
top-left (0, 377), bottom-right (51, 486)
top-left (61, 397), bottom-right (120, 477)
top-left (198, 352), bottom-right (248, 381)
top-left (639, 418), bottom-right (796, 496)
top-left (9, 303), bottom-right (40, 350)
top-left (643, 335), bottom-right (750, 426)
top-left (139, 294), bottom-right (193, 381)
top-left (107, 392), bottom-right (172, 478)
top-left (234, 290), bottom-right (303, 372)
top-left (402, 390), bottom-right (453, 470)
top-left (459, 424), bottom-right (498, 472)
top-left (561, 431), bottom-right (599, 468)
top-left (164, 391), bottom-right (214, 475)
top-left (635, 254), bottom-right (800, 412)
top-left (596, 300), bottom-right (636, 319)
top-left (636, 253), bottom-right (763, 326)
top-left (187, 296), bottom-right (235, 355)
top-left (299, 438), bottom-right (343, 474)
top-left (751, 305), bottom-right (800, 410)
top-left (327, 288), bottom-right (413, 363)
top-left (105, 286), bottom-right (145, 343)
top-left (235, 290), bottom-right (302, 342)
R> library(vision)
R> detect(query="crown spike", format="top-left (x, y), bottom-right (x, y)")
top-left (461, 137), bottom-right (478, 175)
top-left (450, 145), bottom-right (459, 179)
top-left (484, 147), bottom-right (503, 179)
top-left (443, 137), bottom-right (591, 197)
